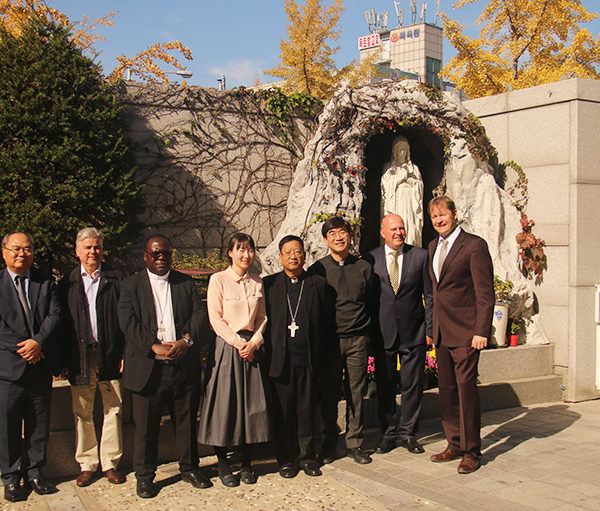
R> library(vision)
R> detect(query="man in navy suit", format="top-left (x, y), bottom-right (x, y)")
top-left (0, 232), bottom-right (62, 502)
top-left (364, 214), bottom-right (433, 455)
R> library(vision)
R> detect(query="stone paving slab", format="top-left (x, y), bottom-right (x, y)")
top-left (2, 399), bottom-right (599, 511)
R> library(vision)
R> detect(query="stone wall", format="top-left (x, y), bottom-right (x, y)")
top-left (465, 78), bottom-right (600, 401)
top-left (122, 83), bottom-right (317, 268)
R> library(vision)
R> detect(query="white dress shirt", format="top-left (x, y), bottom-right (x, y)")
top-left (384, 243), bottom-right (404, 290)
top-left (147, 270), bottom-right (177, 359)
top-left (81, 264), bottom-right (102, 343)
top-left (433, 226), bottom-right (462, 282)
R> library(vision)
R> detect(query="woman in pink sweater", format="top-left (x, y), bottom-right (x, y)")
top-left (197, 233), bottom-right (270, 487)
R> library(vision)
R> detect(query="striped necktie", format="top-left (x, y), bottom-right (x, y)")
top-left (15, 275), bottom-right (34, 336)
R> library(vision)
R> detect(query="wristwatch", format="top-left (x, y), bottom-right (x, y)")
top-left (182, 335), bottom-right (194, 347)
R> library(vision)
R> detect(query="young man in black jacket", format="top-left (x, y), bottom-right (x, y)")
top-left (309, 217), bottom-right (374, 465)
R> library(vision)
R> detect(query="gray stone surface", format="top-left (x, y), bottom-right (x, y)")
top-left (464, 78), bottom-right (600, 402)
top-left (9, 400), bottom-right (600, 510)
top-left (478, 345), bottom-right (554, 383)
top-left (260, 80), bottom-right (547, 345)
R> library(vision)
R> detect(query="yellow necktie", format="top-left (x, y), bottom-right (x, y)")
top-left (389, 251), bottom-right (399, 293)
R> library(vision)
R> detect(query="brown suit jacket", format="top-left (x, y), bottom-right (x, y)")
top-left (428, 229), bottom-right (495, 347)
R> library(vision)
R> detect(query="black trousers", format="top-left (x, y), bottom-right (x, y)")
top-left (270, 365), bottom-right (318, 465)
top-left (0, 364), bottom-right (52, 485)
top-left (131, 362), bottom-right (200, 481)
top-left (320, 334), bottom-right (369, 451)
top-left (375, 342), bottom-right (426, 440)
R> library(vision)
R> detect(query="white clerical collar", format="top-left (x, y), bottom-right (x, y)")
top-left (81, 263), bottom-right (101, 279)
top-left (147, 269), bottom-right (170, 281)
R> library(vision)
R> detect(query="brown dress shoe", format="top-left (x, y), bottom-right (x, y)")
top-left (457, 453), bottom-right (480, 474)
top-left (76, 471), bottom-right (95, 487)
top-left (104, 469), bottom-right (125, 484)
top-left (430, 448), bottom-right (462, 463)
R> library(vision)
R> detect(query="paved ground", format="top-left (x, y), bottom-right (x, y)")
top-left (2, 399), bottom-right (599, 511)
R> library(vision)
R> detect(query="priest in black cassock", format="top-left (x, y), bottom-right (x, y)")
top-left (263, 235), bottom-right (336, 479)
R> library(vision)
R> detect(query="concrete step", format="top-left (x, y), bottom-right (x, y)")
top-left (478, 344), bottom-right (554, 383)
top-left (46, 347), bottom-right (563, 480)
top-left (341, 374), bottom-right (564, 430)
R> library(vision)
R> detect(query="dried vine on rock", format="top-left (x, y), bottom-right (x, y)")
top-left (499, 160), bottom-right (547, 281)
top-left (123, 84), bottom-right (321, 255)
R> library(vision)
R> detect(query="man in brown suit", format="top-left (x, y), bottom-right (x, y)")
top-left (427, 196), bottom-right (494, 474)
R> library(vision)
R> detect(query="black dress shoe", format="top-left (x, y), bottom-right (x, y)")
top-left (136, 480), bottom-right (157, 499)
top-left (278, 463), bottom-right (299, 479)
top-left (240, 468), bottom-right (257, 484)
top-left (4, 483), bottom-right (27, 503)
top-left (399, 438), bottom-right (425, 454)
top-left (182, 470), bottom-right (212, 489)
top-left (28, 477), bottom-right (58, 495)
top-left (375, 437), bottom-right (396, 454)
top-left (300, 461), bottom-right (322, 477)
top-left (219, 473), bottom-right (239, 487)
top-left (319, 449), bottom-right (337, 465)
top-left (347, 447), bottom-right (372, 464)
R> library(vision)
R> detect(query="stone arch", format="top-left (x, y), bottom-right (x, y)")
top-left (260, 80), bottom-right (547, 344)
top-left (360, 126), bottom-right (445, 252)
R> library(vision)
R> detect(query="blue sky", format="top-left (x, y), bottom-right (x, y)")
top-left (50, 0), bottom-right (600, 88)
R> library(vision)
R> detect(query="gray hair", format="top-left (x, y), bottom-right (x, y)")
top-left (2, 231), bottom-right (35, 249)
top-left (76, 227), bottom-right (104, 247)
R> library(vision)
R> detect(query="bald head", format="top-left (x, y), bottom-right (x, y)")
top-left (380, 214), bottom-right (406, 250)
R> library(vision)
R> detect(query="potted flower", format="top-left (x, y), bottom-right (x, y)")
top-left (366, 356), bottom-right (377, 398)
top-left (491, 275), bottom-right (513, 347)
top-left (424, 347), bottom-right (438, 389)
top-left (508, 320), bottom-right (520, 346)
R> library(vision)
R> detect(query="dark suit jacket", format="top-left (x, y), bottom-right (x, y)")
top-left (0, 268), bottom-right (62, 381)
top-left (427, 229), bottom-right (495, 347)
top-left (263, 271), bottom-right (336, 381)
top-left (117, 269), bottom-right (208, 393)
top-left (59, 265), bottom-right (125, 385)
top-left (364, 244), bottom-right (433, 349)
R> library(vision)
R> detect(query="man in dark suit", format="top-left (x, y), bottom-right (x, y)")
top-left (263, 235), bottom-right (335, 479)
top-left (364, 214), bottom-right (433, 456)
top-left (118, 234), bottom-right (211, 498)
top-left (0, 232), bottom-right (61, 502)
top-left (427, 196), bottom-right (494, 474)
top-left (59, 227), bottom-right (125, 487)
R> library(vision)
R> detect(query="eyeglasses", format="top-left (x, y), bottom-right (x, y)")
top-left (3, 246), bottom-right (34, 255)
top-left (281, 250), bottom-right (304, 258)
top-left (326, 229), bottom-right (350, 239)
top-left (145, 250), bottom-right (172, 260)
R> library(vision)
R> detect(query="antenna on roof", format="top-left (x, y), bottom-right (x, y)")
top-left (409, 0), bottom-right (417, 24)
top-left (365, 8), bottom-right (377, 33)
top-left (378, 11), bottom-right (389, 31)
top-left (394, 1), bottom-right (404, 27)
top-left (420, 1), bottom-right (427, 23)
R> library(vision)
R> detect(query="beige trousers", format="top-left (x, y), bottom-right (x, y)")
top-left (70, 350), bottom-right (123, 472)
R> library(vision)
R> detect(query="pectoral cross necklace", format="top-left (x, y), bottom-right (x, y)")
top-left (287, 280), bottom-right (304, 339)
